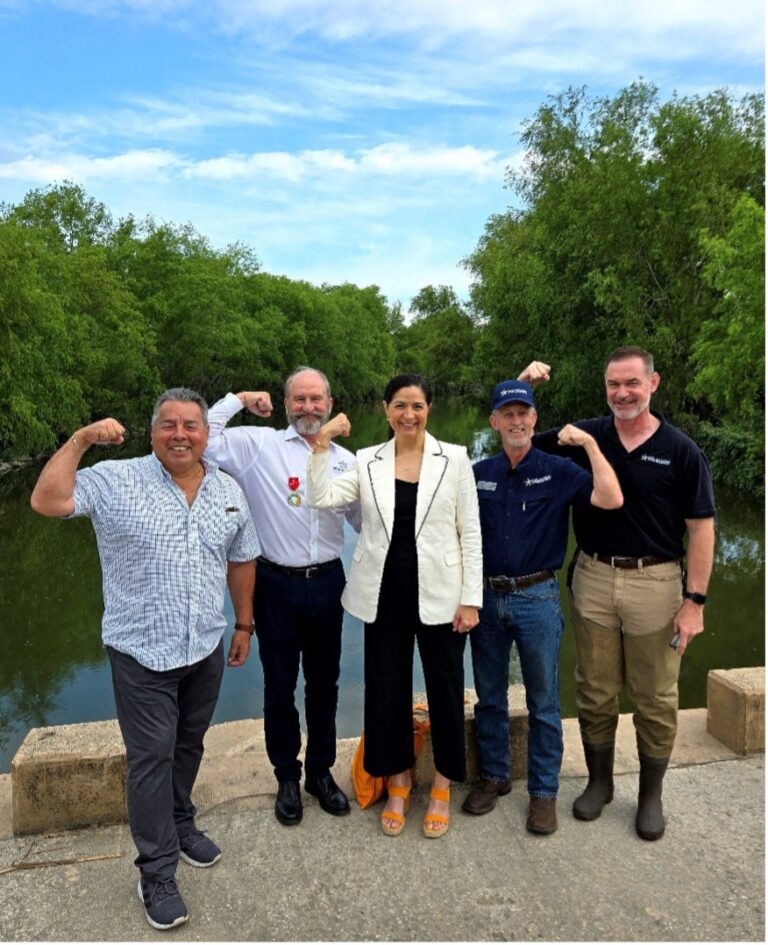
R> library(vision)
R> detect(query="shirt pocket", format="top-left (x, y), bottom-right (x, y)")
top-left (199, 509), bottom-right (240, 551)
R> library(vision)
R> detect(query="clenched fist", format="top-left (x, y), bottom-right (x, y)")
top-left (76, 418), bottom-right (126, 448)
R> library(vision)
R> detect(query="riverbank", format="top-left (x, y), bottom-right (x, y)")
top-left (0, 706), bottom-right (764, 942)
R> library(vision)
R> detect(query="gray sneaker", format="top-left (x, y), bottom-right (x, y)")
top-left (179, 828), bottom-right (222, 868)
top-left (137, 877), bottom-right (189, 931)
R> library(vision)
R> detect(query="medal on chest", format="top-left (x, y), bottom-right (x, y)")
top-left (287, 476), bottom-right (302, 506)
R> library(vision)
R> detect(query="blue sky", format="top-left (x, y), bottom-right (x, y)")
top-left (0, 1), bottom-right (763, 313)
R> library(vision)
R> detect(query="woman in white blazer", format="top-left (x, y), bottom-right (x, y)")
top-left (307, 374), bottom-right (482, 838)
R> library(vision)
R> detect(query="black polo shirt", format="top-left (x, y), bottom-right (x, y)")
top-left (473, 448), bottom-right (593, 577)
top-left (534, 412), bottom-right (715, 560)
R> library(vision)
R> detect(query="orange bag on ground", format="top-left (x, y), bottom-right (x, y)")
top-left (350, 732), bottom-right (386, 808)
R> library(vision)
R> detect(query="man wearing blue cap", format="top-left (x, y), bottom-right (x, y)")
top-left (464, 380), bottom-right (622, 834)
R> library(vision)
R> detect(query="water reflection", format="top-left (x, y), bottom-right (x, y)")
top-left (0, 404), bottom-right (764, 771)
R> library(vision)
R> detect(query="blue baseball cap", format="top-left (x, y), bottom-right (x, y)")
top-left (491, 380), bottom-right (536, 411)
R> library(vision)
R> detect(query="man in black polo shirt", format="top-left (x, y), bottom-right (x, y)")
top-left (464, 380), bottom-right (622, 835)
top-left (520, 347), bottom-right (716, 841)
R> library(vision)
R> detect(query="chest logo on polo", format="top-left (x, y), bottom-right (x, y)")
top-left (640, 454), bottom-right (672, 466)
top-left (524, 475), bottom-right (552, 486)
top-left (476, 480), bottom-right (497, 491)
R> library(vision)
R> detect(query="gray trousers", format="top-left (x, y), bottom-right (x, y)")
top-left (107, 640), bottom-right (224, 880)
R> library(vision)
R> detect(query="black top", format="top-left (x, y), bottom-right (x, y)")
top-left (384, 479), bottom-right (419, 570)
top-left (534, 412), bottom-right (715, 560)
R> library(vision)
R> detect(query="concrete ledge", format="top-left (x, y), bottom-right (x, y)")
top-left (707, 667), bottom-right (765, 755)
top-left (10, 671), bottom-right (763, 835)
top-left (414, 686), bottom-right (527, 787)
top-left (12, 721), bottom-right (127, 836)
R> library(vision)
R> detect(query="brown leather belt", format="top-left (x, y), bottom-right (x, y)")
top-left (586, 553), bottom-right (678, 570)
top-left (484, 570), bottom-right (555, 593)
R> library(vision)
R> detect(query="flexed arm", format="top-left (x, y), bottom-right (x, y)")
top-left (206, 391), bottom-right (272, 472)
top-left (306, 413), bottom-right (360, 508)
top-left (558, 424), bottom-right (623, 509)
top-left (517, 361), bottom-right (551, 386)
top-left (30, 419), bottom-right (125, 517)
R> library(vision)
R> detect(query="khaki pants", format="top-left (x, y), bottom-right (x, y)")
top-left (569, 551), bottom-right (683, 757)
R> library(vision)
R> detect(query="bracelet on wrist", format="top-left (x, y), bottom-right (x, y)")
top-left (234, 622), bottom-right (255, 635)
top-left (71, 433), bottom-right (86, 450)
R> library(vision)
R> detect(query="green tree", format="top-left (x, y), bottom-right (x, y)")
top-left (396, 285), bottom-right (477, 392)
top-left (465, 82), bottom-right (765, 456)
top-left (0, 219), bottom-right (87, 457)
top-left (689, 194), bottom-right (765, 421)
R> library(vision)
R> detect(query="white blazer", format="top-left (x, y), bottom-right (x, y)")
top-left (307, 432), bottom-right (483, 625)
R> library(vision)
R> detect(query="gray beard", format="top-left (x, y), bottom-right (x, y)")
top-left (290, 412), bottom-right (330, 435)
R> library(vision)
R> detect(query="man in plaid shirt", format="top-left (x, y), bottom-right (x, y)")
top-left (30, 387), bottom-right (260, 932)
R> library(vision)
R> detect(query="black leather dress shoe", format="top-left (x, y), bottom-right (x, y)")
top-left (305, 773), bottom-right (351, 816)
top-left (275, 780), bottom-right (303, 826)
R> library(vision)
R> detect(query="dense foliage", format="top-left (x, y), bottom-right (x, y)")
top-left (0, 184), bottom-right (395, 458)
top-left (464, 82), bottom-right (764, 492)
top-left (1, 84), bottom-right (763, 492)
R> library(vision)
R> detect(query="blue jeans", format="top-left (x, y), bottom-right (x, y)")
top-left (470, 579), bottom-right (564, 797)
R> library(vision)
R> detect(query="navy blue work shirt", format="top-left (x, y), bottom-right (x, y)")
top-left (473, 447), bottom-right (593, 577)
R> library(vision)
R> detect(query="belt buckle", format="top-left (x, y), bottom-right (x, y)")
top-left (304, 566), bottom-right (316, 579)
top-left (610, 556), bottom-right (633, 568)
top-left (490, 576), bottom-right (515, 592)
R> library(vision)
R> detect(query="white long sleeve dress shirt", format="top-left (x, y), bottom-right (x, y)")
top-left (206, 393), bottom-right (361, 568)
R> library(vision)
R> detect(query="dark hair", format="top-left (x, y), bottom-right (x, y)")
top-left (604, 346), bottom-right (654, 375)
top-left (151, 387), bottom-right (208, 428)
top-left (382, 373), bottom-right (432, 405)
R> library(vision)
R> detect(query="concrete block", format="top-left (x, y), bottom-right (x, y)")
top-left (12, 721), bottom-right (127, 836)
top-left (413, 686), bottom-right (529, 788)
top-left (707, 668), bottom-right (765, 755)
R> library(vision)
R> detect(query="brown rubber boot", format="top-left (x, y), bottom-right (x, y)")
top-left (526, 796), bottom-right (557, 834)
top-left (636, 753), bottom-right (669, 841)
top-left (573, 741), bottom-right (615, 821)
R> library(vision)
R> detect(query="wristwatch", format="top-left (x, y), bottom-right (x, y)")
top-left (234, 621), bottom-right (255, 635)
top-left (683, 591), bottom-right (706, 605)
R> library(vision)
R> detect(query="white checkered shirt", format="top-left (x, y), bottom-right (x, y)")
top-left (71, 453), bottom-right (260, 671)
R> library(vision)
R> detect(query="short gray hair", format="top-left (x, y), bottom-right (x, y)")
top-left (283, 366), bottom-right (331, 400)
top-left (151, 388), bottom-right (209, 428)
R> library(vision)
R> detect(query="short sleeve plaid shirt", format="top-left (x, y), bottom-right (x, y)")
top-left (71, 453), bottom-right (260, 671)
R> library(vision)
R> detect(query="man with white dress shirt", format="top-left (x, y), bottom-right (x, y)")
top-left (206, 367), bottom-right (361, 826)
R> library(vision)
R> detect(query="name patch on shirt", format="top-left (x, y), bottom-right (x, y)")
top-left (476, 480), bottom-right (498, 491)
top-left (524, 475), bottom-right (552, 486)
top-left (640, 454), bottom-right (672, 466)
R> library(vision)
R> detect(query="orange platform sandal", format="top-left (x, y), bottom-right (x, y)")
top-left (380, 783), bottom-right (411, 837)
top-left (423, 786), bottom-right (450, 839)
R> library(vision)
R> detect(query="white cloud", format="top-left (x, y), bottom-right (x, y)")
top-left (0, 149), bottom-right (184, 183)
top-left (45, 0), bottom-right (766, 57)
top-left (0, 142), bottom-right (513, 190)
